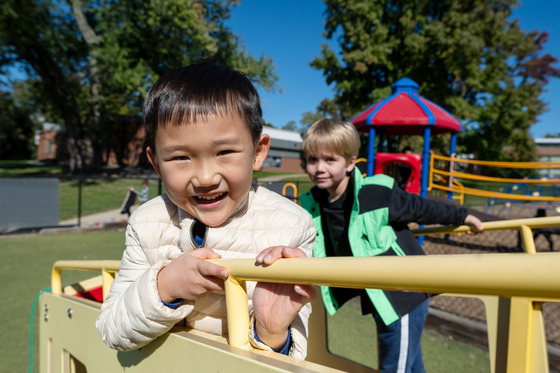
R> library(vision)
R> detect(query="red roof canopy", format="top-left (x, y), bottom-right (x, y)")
top-left (351, 78), bottom-right (461, 136)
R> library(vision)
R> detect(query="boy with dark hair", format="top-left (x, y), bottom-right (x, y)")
top-left (300, 118), bottom-right (483, 372)
top-left (97, 62), bottom-right (316, 358)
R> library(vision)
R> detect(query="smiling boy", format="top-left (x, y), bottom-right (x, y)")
top-left (300, 118), bottom-right (483, 372)
top-left (96, 62), bottom-right (316, 358)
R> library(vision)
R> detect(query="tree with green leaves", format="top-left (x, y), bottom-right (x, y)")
top-left (0, 0), bottom-right (278, 171)
top-left (310, 0), bottom-right (560, 170)
top-left (0, 91), bottom-right (35, 160)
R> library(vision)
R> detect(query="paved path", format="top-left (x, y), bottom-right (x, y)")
top-left (60, 208), bottom-right (131, 228)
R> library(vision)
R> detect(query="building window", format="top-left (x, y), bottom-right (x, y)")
top-left (263, 156), bottom-right (282, 168)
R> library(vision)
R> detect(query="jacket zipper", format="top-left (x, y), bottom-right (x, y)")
top-left (190, 219), bottom-right (208, 248)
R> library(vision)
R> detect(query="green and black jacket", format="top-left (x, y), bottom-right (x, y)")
top-left (300, 170), bottom-right (468, 326)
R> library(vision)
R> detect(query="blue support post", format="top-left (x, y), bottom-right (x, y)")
top-left (419, 127), bottom-right (432, 245)
top-left (447, 131), bottom-right (457, 201)
top-left (367, 127), bottom-right (376, 176)
top-left (421, 127), bottom-right (431, 199)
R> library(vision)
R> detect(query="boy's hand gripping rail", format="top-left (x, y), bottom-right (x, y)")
top-left (211, 252), bottom-right (560, 348)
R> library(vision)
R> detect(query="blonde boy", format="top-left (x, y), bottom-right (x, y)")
top-left (300, 118), bottom-right (483, 372)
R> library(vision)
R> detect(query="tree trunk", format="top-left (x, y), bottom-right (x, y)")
top-left (70, 0), bottom-right (102, 171)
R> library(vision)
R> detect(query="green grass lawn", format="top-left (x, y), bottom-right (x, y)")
top-left (326, 298), bottom-right (489, 372)
top-left (0, 160), bottom-right (67, 176)
top-left (58, 177), bottom-right (161, 220)
top-left (0, 230), bottom-right (125, 373)
top-left (1, 229), bottom-right (489, 373)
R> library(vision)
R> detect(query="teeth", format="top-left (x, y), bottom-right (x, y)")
top-left (198, 192), bottom-right (224, 201)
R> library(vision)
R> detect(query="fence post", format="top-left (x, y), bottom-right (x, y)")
top-left (77, 177), bottom-right (83, 227)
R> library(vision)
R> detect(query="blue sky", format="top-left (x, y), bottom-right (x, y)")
top-left (226, 0), bottom-right (560, 138)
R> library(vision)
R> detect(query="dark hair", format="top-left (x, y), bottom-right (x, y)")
top-left (143, 62), bottom-right (263, 152)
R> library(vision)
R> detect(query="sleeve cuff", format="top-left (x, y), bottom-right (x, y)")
top-left (161, 298), bottom-right (184, 309)
top-left (253, 326), bottom-right (292, 355)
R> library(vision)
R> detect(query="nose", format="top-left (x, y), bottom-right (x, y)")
top-left (316, 160), bottom-right (327, 172)
top-left (192, 160), bottom-right (220, 187)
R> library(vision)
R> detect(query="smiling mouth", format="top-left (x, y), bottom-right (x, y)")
top-left (195, 192), bottom-right (227, 204)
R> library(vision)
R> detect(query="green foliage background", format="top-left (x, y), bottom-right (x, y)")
top-left (0, 0), bottom-right (279, 169)
top-left (307, 0), bottom-right (560, 172)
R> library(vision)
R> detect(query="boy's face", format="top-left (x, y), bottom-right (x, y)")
top-left (147, 112), bottom-right (269, 227)
top-left (305, 148), bottom-right (356, 199)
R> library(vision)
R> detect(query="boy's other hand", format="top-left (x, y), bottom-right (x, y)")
top-left (157, 248), bottom-right (229, 303)
top-left (464, 214), bottom-right (484, 235)
top-left (253, 246), bottom-right (316, 350)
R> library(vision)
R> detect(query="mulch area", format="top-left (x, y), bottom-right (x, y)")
top-left (421, 228), bottom-right (560, 370)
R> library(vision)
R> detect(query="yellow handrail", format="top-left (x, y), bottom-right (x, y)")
top-left (210, 253), bottom-right (560, 299)
top-left (431, 153), bottom-right (560, 169)
top-left (433, 168), bottom-right (560, 184)
top-left (51, 260), bottom-right (120, 299)
top-left (429, 153), bottom-right (560, 205)
top-left (281, 182), bottom-right (298, 202)
top-left (412, 216), bottom-right (560, 235)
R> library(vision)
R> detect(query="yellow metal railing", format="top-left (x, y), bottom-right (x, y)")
top-left (50, 217), bottom-right (560, 373)
top-left (429, 153), bottom-right (560, 202)
top-left (281, 182), bottom-right (298, 202)
top-left (51, 260), bottom-right (120, 299)
top-left (414, 215), bottom-right (560, 254)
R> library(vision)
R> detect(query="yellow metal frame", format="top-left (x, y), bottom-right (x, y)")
top-left (281, 182), bottom-right (298, 202)
top-left (428, 152), bottom-right (560, 202)
top-left (46, 217), bottom-right (560, 373)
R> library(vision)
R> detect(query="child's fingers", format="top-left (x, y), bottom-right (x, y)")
top-left (198, 260), bottom-right (229, 280)
top-left (280, 247), bottom-right (307, 258)
top-left (256, 246), bottom-right (308, 265)
top-left (187, 248), bottom-right (228, 278)
top-left (255, 246), bottom-right (284, 264)
top-left (294, 284), bottom-right (317, 302)
top-left (200, 274), bottom-right (227, 291)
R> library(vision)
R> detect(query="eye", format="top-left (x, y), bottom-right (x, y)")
top-left (307, 156), bottom-right (317, 163)
top-left (218, 150), bottom-right (234, 156)
top-left (171, 156), bottom-right (189, 161)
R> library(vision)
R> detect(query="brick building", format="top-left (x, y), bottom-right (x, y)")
top-left (36, 120), bottom-right (304, 173)
top-left (35, 122), bottom-right (63, 162)
top-left (260, 126), bottom-right (304, 173)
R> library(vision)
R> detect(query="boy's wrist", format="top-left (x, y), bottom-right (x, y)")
top-left (254, 319), bottom-right (290, 351)
top-left (253, 325), bottom-right (291, 354)
top-left (156, 267), bottom-right (177, 303)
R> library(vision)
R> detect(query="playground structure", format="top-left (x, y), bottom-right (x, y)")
top-left (428, 153), bottom-right (560, 219)
top-left (347, 77), bottom-right (560, 221)
top-left (39, 216), bottom-right (560, 373)
top-left (352, 77), bottom-right (462, 198)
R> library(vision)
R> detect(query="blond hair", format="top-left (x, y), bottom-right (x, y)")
top-left (302, 118), bottom-right (361, 161)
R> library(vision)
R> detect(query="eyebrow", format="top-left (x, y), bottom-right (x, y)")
top-left (211, 137), bottom-right (243, 146)
top-left (159, 137), bottom-right (243, 153)
top-left (160, 145), bottom-right (188, 154)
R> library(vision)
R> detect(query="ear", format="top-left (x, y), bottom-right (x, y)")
top-left (253, 134), bottom-right (271, 171)
top-left (146, 147), bottom-right (162, 176)
top-left (346, 156), bottom-right (357, 173)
